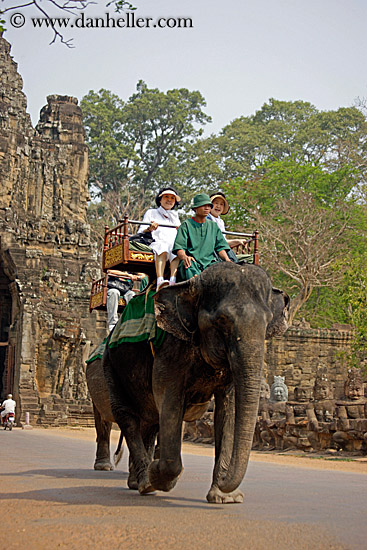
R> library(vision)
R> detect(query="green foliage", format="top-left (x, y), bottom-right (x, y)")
top-left (340, 251), bottom-right (367, 366)
top-left (81, 81), bottom-right (211, 223)
top-left (222, 157), bottom-right (358, 231)
top-left (189, 99), bottom-right (367, 190)
top-left (0, 15), bottom-right (5, 34)
top-left (108, 0), bottom-right (137, 11)
top-left (120, 80), bottom-right (211, 190)
top-left (81, 89), bottom-right (126, 197)
top-left (220, 152), bottom-right (362, 325)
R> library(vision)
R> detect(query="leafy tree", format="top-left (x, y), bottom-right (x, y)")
top-left (187, 99), bottom-right (367, 190)
top-left (340, 251), bottom-right (367, 369)
top-left (246, 190), bottom-right (351, 323)
top-left (219, 156), bottom-right (360, 323)
top-left (222, 157), bottom-right (358, 226)
top-left (81, 89), bottom-right (126, 198)
top-left (81, 81), bottom-right (211, 224)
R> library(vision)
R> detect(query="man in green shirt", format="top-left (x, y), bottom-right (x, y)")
top-left (173, 193), bottom-right (231, 282)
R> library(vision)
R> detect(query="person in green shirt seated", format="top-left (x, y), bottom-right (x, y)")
top-left (172, 193), bottom-right (231, 282)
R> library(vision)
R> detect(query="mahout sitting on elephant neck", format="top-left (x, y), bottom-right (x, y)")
top-left (102, 261), bottom-right (289, 503)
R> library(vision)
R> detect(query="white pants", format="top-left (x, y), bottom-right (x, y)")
top-left (107, 288), bottom-right (135, 332)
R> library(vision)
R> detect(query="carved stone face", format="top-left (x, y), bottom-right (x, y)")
top-left (314, 382), bottom-right (332, 401)
top-left (273, 386), bottom-right (287, 402)
top-left (270, 377), bottom-right (288, 402)
top-left (345, 382), bottom-right (364, 401)
top-left (294, 386), bottom-right (312, 402)
top-left (260, 380), bottom-right (270, 400)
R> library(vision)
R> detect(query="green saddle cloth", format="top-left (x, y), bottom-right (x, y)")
top-left (86, 338), bottom-right (107, 365)
top-left (109, 289), bottom-right (165, 349)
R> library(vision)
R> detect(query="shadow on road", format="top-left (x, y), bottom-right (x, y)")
top-left (0, 468), bottom-right (128, 481)
top-left (0, 466), bottom-right (219, 510)
top-left (0, 483), bottom-right (216, 510)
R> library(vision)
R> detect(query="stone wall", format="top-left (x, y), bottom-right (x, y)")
top-left (265, 323), bottom-right (353, 400)
top-left (0, 36), bottom-right (106, 426)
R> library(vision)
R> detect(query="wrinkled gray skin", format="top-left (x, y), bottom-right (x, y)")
top-left (86, 358), bottom-right (119, 470)
top-left (103, 262), bottom-right (289, 503)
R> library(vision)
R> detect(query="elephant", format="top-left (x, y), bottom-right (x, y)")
top-left (102, 262), bottom-right (289, 503)
top-left (86, 357), bottom-right (123, 470)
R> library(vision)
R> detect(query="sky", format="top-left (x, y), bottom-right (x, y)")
top-left (3, 0), bottom-right (367, 134)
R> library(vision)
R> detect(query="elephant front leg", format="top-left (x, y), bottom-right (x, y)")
top-left (148, 411), bottom-right (184, 492)
top-left (149, 363), bottom-right (185, 492)
top-left (206, 389), bottom-right (244, 504)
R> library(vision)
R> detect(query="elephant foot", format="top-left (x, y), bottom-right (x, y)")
top-left (94, 459), bottom-right (113, 471)
top-left (128, 471), bottom-right (154, 494)
top-left (127, 472), bottom-right (138, 490)
top-left (206, 486), bottom-right (244, 504)
top-left (138, 473), bottom-right (156, 495)
top-left (148, 459), bottom-right (182, 492)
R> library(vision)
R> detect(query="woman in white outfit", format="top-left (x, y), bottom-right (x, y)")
top-left (138, 187), bottom-right (181, 289)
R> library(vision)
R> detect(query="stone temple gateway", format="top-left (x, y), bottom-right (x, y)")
top-left (0, 36), bottom-right (106, 425)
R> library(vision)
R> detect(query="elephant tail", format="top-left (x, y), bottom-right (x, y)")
top-left (114, 431), bottom-right (124, 466)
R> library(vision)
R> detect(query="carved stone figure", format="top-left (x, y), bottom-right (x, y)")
top-left (196, 412), bottom-right (214, 442)
top-left (270, 375), bottom-right (288, 402)
top-left (252, 378), bottom-right (270, 449)
top-left (183, 421), bottom-right (198, 441)
top-left (75, 367), bottom-right (89, 400)
top-left (333, 368), bottom-right (367, 452)
top-left (306, 366), bottom-right (337, 451)
top-left (260, 376), bottom-right (288, 450)
top-left (283, 384), bottom-right (313, 451)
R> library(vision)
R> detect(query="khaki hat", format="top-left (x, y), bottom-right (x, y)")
top-left (210, 191), bottom-right (229, 215)
top-left (155, 187), bottom-right (181, 208)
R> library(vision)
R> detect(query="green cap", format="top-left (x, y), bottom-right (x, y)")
top-left (192, 193), bottom-right (213, 209)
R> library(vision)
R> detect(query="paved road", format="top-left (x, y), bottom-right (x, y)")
top-left (0, 428), bottom-right (365, 549)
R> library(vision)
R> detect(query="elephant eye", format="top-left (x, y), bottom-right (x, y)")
top-left (215, 313), bottom-right (232, 329)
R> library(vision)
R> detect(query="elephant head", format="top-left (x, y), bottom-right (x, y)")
top-left (154, 262), bottom-right (289, 494)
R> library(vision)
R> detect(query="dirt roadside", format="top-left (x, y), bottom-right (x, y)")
top-left (32, 426), bottom-right (367, 474)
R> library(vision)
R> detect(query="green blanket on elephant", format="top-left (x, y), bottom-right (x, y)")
top-left (86, 291), bottom-right (165, 365)
top-left (109, 289), bottom-right (166, 349)
top-left (86, 338), bottom-right (107, 365)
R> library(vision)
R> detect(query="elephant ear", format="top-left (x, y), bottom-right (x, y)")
top-left (154, 278), bottom-right (200, 342)
top-left (265, 288), bottom-right (290, 339)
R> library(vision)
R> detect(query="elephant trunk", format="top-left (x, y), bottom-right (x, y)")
top-left (218, 341), bottom-right (263, 494)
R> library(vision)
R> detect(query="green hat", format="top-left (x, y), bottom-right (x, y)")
top-left (192, 193), bottom-right (213, 209)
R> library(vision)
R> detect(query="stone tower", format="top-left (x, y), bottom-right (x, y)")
top-left (0, 36), bottom-right (105, 425)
